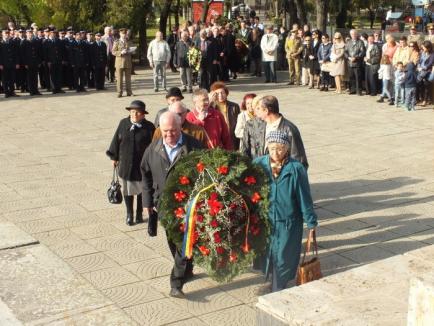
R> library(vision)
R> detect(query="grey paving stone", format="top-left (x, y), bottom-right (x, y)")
top-left (124, 298), bottom-right (193, 325)
top-left (82, 266), bottom-right (140, 290)
top-left (48, 239), bottom-right (99, 258)
top-left (70, 223), bottom-right (122, 240)
top-left (201, 304), bottom-right (256, 326)
top-left (66, 253), bottom-right (118, 273)
top-left (105, 244), bottom-right (159, 265)
top-left (86, 233), bottom-right (140, 252)
top-left (102, 282), bottom-right (165, 308)
top-left (124, 257), bottom-right (173, 280)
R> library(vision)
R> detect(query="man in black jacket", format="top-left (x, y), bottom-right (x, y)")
top-left (22, 29), bottom-right (42, 95)
top-left (46, 30), bottom-right (65, 94)
top-left (174, 31), bottom-right (192, 92)
top-left (345, 29), bottom-right (366, 95)
top-left (70, 32), bottom-right (89, 92)
top-left (141, 111), bottom-right (203, 298)
top-left (0, 29), bottom-right (19, 97)
top-left (92, 33), bottom-right (107, 90)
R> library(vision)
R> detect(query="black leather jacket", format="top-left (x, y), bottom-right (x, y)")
top-left (345, 39), bottom-right (366, 67)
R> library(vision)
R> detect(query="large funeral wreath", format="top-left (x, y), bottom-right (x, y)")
top-left (160, 149), bottom-right (270, 282)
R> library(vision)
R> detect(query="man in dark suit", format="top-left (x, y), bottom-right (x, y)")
top-left (63, 29), bottom-right (75, 90)
top-left (16, 28), bottom-right (28, 92)
top-left (46, 30), bottom-right (65, 94)
top-left (41, 28), bottom-right (52, 91)
top-left (70, 32), bottom-right (89, 92)
top-left (196, 29), bottom-right (219, 91)
top-left (91, 33), bottom-right (107, 90)
top-left (22, 29), bottom-right (42, 95)
top-left (0, 29), bottom-right (20, 97)
top-left (141, 111), bottom-right (203, 298)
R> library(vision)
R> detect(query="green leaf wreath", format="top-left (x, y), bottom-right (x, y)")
top-left (159, 149), bottom-right (270, 283)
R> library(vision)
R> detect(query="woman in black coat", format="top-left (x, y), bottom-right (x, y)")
top-left (106, 100), bottom-right (155, 225)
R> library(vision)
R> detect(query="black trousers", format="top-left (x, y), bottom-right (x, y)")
top-left (16, 66), bottom-right (27, 91)
top-left (365, 65), bottom-right (378, 96)
top-left (87, 66), bottom-right (95, 88)
top-left (73, 66), bottom-right (86, 91)
top-left (63, 64), bottom-right (74, 89)
top-left (2, 67), bottom-right (16, 96)
top-left (106, 54), bottom-right (115, 82)
top-left (165, 231), bottom-right (193, 290)
top-left (349, 66), bottom-right (362, 94)
top-left (49, 63), bottom-right (63, 92)
top-left (27, 66), bottom-right (39, 94)
top-left (38, 64), bottom-right (46, 89)
top-left (43, 63), bottom-right (51, 90)
top-left (94, 66), bottom-right (106, 90)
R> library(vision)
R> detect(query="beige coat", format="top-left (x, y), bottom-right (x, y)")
top-left (112, 39), bottom-right (132, 69)
top-left (330, 42), bottom-right (346, 77)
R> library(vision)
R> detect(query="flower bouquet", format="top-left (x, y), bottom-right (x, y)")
top-left (159, 149), bottom-right (270, 282)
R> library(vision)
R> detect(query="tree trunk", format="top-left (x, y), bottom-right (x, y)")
top-left (159, 0), bottom-right (173, 38)
top-left (285, 0), bottom-right (299, 28)
top-left (316, 0), bottom-right (328, 32)
top-left (294, 0), bottom-right (307, 26)
top-left (336, 0), bottom-right (349, 28)
top-left (174, 0), bottom-right (180, 26)
top-left (200, 0), bottom-right (212, 23)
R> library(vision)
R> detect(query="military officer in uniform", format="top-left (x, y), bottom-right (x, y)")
top-left (0, 29), bottom-right (20, 97)
top-left (91, 32), bottom-right (107, 90)
top-left (16, 28), bottom-right (28, 92)
top-left (46, 30), bottom-right (65, 94)
top-left (408, 25), bottom-right (422, 46)
top-left (22, 29), bottom-right (42, 95)
top-left (63, 28), bottom-right (75, 89)
top-left (112, 28), bottom-right (133, 97)
top-left (70, 31), bottom-right (88, 92)
top-left (285, 28), bottom-right (303, 85)
top-left (41, 28), bottom-right (52, 91)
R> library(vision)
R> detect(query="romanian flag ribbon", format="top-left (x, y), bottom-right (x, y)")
top-left (182, 183), bottom-right (217, 259)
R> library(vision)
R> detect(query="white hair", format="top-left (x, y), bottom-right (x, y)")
top-left (159, 111), bottom-right (182, 128)
top-left (168, 101), bottom-right (188, 113)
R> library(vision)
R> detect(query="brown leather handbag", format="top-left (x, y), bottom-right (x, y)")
top-left (296, 230), bottom-right (322, 285)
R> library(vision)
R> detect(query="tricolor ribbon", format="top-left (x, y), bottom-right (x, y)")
top-left (182, 183), bottom-right (217, 259)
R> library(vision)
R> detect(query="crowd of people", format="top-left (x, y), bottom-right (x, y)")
top-left (2, 17), bottom-right (434, 108)
top-left (107, 83), bottom-right (316, 296)
top-left (0, 22), bottom-right (131, 97)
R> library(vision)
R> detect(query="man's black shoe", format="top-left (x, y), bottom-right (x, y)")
top-left (169, 288), bottom-right (185, 298)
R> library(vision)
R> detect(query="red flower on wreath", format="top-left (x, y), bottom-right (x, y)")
top-left (179, 223), bottom-right (185, 232)
top-left (210, 219), bottom-right (219, 228)
top-left (174, 190), bottom-right (187, 202)
top-left (244, 176), bottom-right (257, 185)
top-left (174, 207), bottom-right (185, 219)
top-left (196, 162), bottom-right (205, 173)
top-left (250, 225), bottom-right (261, 236)
top-left (251, 192), bottom-right (262, 204)
top-left (199, 245), bottom-right (210, 256)
top-left (179, 176), bottom-right (190, 185)
top-left (216, 246), bottom-right (225, 255)
top-left (217, 166), bottom-right (229, 175)
top-left (192, 230), bottom-right (199, 244)
top-left (196, 215), bottom-right (204, 223)
top-left (213, 232), bottom-right (222, 243)
top-left (229, 252), bottom-right (238, 263)
top-left (250, 214), bottom-right (259, 224)
top-left (208, 192), bottom-right (223, 216)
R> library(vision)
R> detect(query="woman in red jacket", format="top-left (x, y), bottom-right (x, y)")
top-left (186, 89), bottom-right (233, 150)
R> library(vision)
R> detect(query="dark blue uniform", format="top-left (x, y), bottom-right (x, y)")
top-left (91, 40), bottom-right (107, 90)
top-left (46, 37), bottom-right (65, 93)
top-left (69, 39), bottom-right (89, 91)
top-left (0, 38), bottom-right (19, 97)
top-left (22, 36), bottom-right (42, 95)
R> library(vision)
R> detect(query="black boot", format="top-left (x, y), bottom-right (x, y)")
top-left (124, 195), bottom-right (134, 226)
top-left (136, 194), bottom-right (144, 223)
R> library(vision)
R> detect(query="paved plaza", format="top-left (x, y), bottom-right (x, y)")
top-left (0, 70), bottom-right (433, 325)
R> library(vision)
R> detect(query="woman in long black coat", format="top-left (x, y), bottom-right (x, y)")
top-left (106, 100), bottom-right (155, 225)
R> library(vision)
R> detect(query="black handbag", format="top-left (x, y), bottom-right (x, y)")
top-left (107, 166), bottom-right (123, 204)
top-left (148, 209), bottom-right (158, 237)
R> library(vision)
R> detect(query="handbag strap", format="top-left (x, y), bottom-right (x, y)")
top-left (300, 229), bottom-right (318, 264)
top-left (113, 165), bottom-right (120, 182)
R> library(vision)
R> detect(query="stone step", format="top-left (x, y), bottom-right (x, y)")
top-left (256, 244), bottom-right (434, 325)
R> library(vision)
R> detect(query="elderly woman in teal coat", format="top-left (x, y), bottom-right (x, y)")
top-left (254, 130), bottom-right (317, 292)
